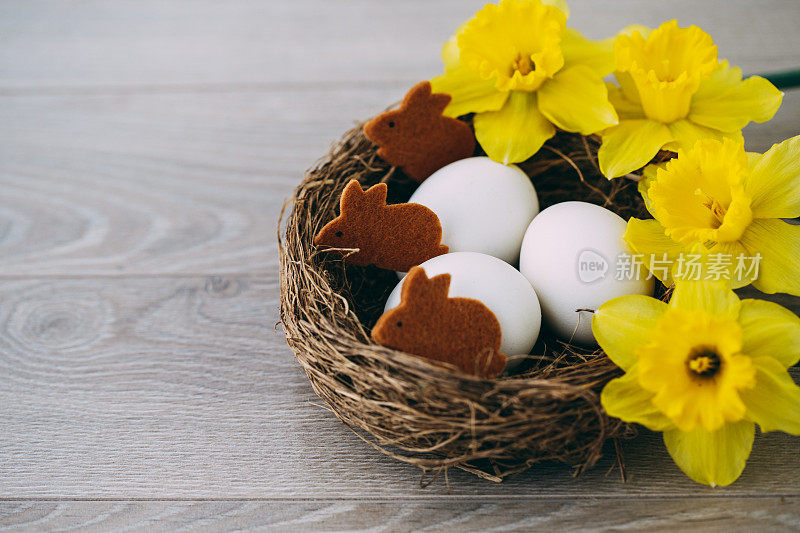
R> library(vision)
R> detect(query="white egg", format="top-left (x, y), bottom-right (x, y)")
top-left (385, 252), bottom-right (542, 356)
top-left (407, 157), bottom-right (539, 265)
top-left (519, 201), bottom-right (654, 345)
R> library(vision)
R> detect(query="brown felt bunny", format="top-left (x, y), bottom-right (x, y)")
top-left (314, 180), bottom-right (448, 272)
top-left (364, 81), bottom-right (475, 183)
top-left (372, 267), bottom-right (507, 379)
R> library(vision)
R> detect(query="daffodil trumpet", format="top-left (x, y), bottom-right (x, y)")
top-left (594, 280), bottom-right (800, 486)
top-left (625, 135), bottom-right (800, 297)
top-left (430, 0), bottom-right (619, 165)
top-left (598, 20), bottom-right (783, 179)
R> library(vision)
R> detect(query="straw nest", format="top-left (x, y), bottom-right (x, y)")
top-left (279, 119), bottom-right (668, 482)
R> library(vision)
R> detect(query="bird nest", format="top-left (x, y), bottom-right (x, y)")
top-left (278, 120), bottom-right (666, 483)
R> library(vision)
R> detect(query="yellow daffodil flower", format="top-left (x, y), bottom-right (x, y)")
top-left (598, 20), bottom-right (783, 178)
top-left (625, 136), bottom-right (800, 296)
top-left (594, 280), bottom-right (800, 486)
top-left (430, 0), bottom-right (619, 164)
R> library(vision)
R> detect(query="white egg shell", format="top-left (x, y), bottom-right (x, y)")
top-left (407, 157), bottom-right (539, 265)
top-left (385, 252), bottom-right (542, 356)
top-left (519, 201), bottom-right (654, 345)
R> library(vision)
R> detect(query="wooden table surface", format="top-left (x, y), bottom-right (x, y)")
top-left (1, 1), bottom-right (799, 530)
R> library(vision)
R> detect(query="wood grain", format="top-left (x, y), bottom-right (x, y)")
top-left (0, 275), bottom-right (798, 500)
top-left (2, 498), bottom-right (800, 532)
top-left (1, 0), bottom-right (800, 529)
top-left (1, 0), bottom-right (798, 90)
top-left (1, 89), bottom-right (798, 276)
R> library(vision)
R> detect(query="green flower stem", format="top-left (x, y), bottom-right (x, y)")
top-left (758, 68), bottom-right (800, 89)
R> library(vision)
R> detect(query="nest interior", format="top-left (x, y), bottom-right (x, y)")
top-left (279, 121), bottom-right (666, 482)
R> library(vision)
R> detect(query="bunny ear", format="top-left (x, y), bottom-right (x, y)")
top-left (402, 81), bottom-right (433, 108)
top-left (401, 267), bottom-right (451, 306)
top-left (427, 92), bottom-right (452, 115)
top-left (339, 179), bottom-right (366, 212)
top-left (340, 181), bottom-right (387, 213)
top-left (403, 81), bottom-right (451, 116)
top-left (361, 182), bottom-right (388, 207)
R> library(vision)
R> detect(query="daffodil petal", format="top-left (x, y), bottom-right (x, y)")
top-left (663, 420), bottom-right (754, 487)
top-left (593, 295), bottom-right (668, 371)
top-left (705, 240), bottom-right (753, 289)
top-left (601, 366), bottom-right (673, 431)
top-left (746, 151), bottom-right (761, 169)
top-left (473, 91), bottom-right (555, 164)
top-left (561, 29), bottom-right (614, 76)
top-left (614, 71), bottom-right (641, 104)
top-left (441, 34), bottom-right (460, 70)
top-left (746, 134), bottom-right (800, 219)
top-left (690, 61), bottom-right (783, 132)
top-left (669, 279), bottom-right (741, 319)
top-left (598, 120), bottom-right (673, 178)
top-left (637, 163), bottom-right (667, 215)
top-left (536, 65), bottom-right (618, 135)
top-left (618, 24), bottom-right (652, 40)
top-left (431, 66), bottom-right (509, 118)
top-left (691, 60), bottom-right (742, 100)
top-left (739, 299), bottom-right (800, 368)
top-left (740, 219), bottom-right (800, 296)
top-left (623, 218), bottom-right (684, 285)
top-left (742, 356), bottom-right (800, 434)
top-left (607, 82), bottom-right (645, 120)
top-left (663, 119), bottom-right (743, 153)
top-left (542, 0), bottom-right (569, 17)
